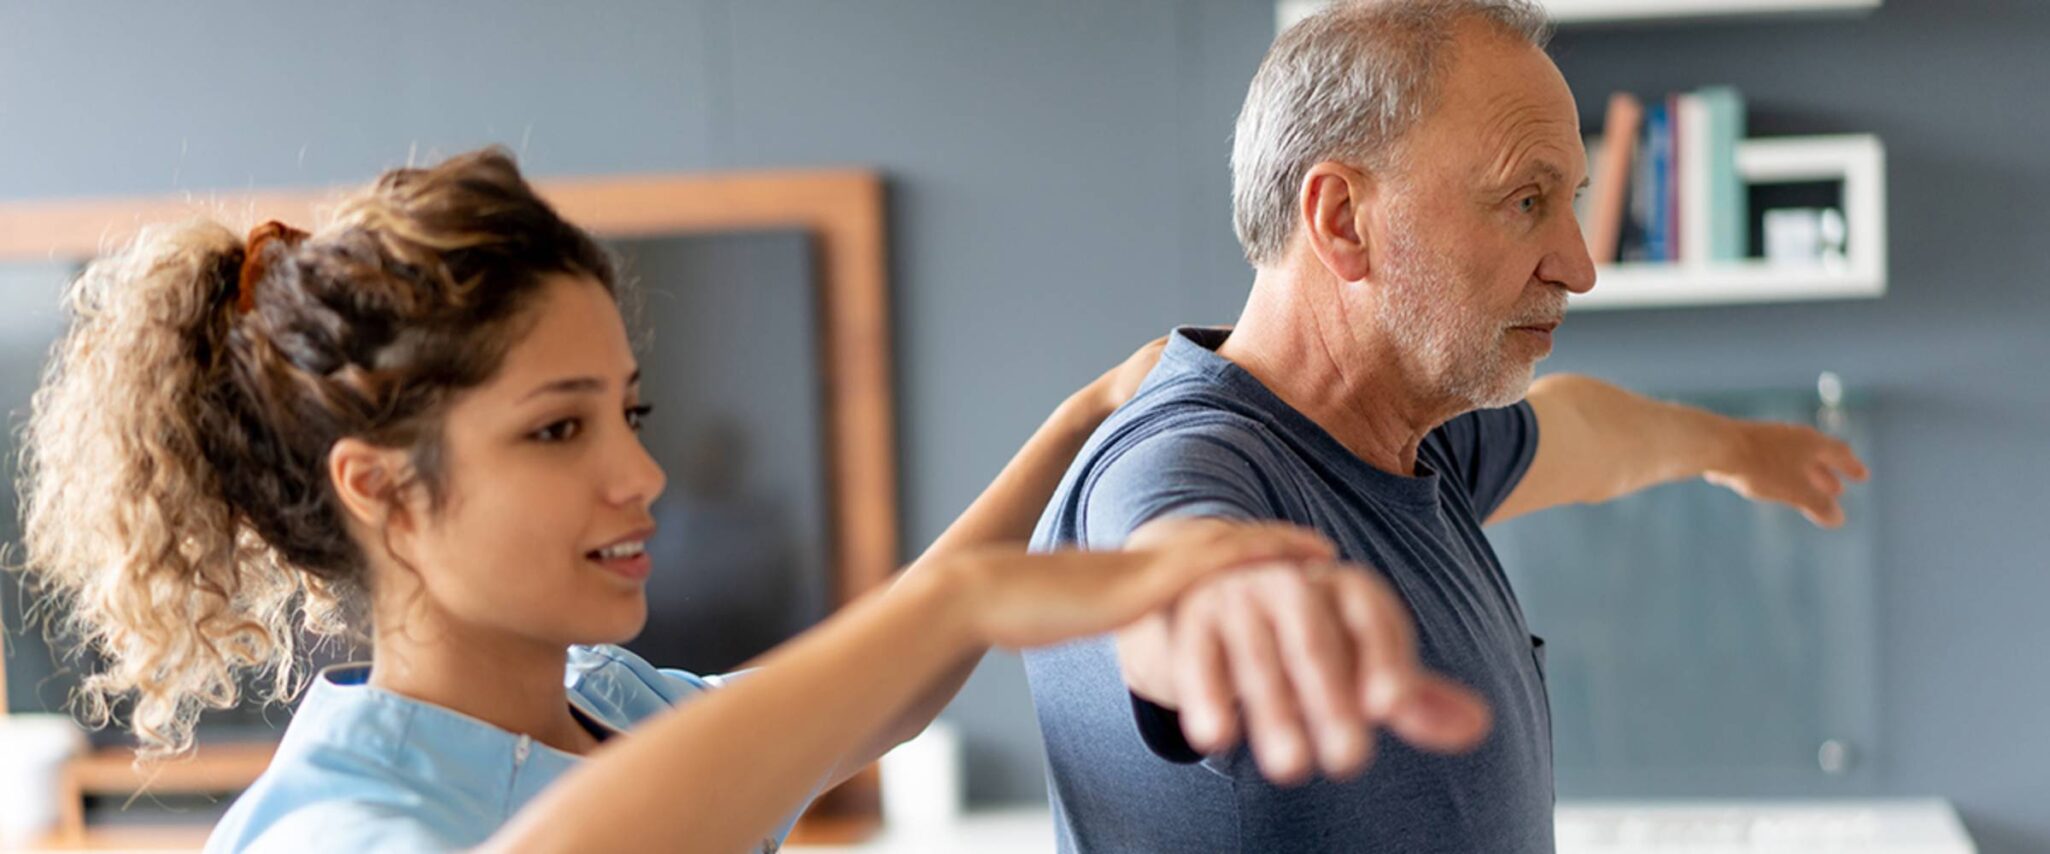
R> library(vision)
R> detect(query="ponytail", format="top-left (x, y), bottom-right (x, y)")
top-left (17, 221), bottom-right (325, 759)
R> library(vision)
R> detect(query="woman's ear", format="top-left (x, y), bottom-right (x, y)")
top-left (1298, 161), bottom-right (1378, 283)
top-left (328, 438), bottom-right (412, 536)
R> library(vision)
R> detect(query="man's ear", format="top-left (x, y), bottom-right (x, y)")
top-left (329, 438), bottom-right (413, 538)
top-left (1298, 161), bottom-right (1377, 283)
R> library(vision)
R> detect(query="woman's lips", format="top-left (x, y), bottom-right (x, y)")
top-left (586, 527), bottom-right (655, 582)
top-left (591, 550), bottom-right (653, 582)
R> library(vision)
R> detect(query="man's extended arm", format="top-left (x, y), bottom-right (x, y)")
top-left (1489, 374), bottom-right (1870, 527)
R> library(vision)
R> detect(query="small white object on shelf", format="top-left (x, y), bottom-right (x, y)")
top-left (0, 715), bottom-right (87, 847)
top-left (1577, 133), bottom-right (1886, 311)
top-left (1277, 0), bottom-right (1881, 34)
top-left (879, 720), bottom-right (964, 833)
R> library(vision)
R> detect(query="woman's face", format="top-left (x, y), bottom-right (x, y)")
top-left (396, 274), bottom-right (667, 647)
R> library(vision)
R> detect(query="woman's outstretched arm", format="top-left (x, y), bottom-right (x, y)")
top-left (485, 525), bottom-right (1331, 854)
top-left (829, 338), bottom-right (1169, 778)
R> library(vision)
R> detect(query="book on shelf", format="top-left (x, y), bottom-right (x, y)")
top-left (1676, 91), bottom-right (1708, 264)
top-left (1583, 92), bottom-right (1641, 263)
top-left (1642, 99), bottom-right (1672, 262)
top-left (1697, 86), bottom-right (1748, 262)
top-left (1584, 86), bottom-right (1749, 267)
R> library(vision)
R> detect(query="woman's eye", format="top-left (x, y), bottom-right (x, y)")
top-left (532, 419), bottom-right (581, 443)
top-left (625, 404), bottom-right (654, 431)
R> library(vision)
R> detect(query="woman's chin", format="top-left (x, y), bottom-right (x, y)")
top-left (574, 596), bottom-right (649, 647)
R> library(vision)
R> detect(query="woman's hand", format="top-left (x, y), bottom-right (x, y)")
top-left (1075, 335), bottom-right (1174, 418)
top-left (946, 520), bottom-right (1336, 650)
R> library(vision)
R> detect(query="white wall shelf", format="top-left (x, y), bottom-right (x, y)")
top-left (1278, 0), bottom-right (1881, 34)
top-left (1577, 133), bottom-right (1886, 311)
top-left (1575, 261), bottom-right (1881, 310)
top-left (1539, 0), bottom-right (1880, 25)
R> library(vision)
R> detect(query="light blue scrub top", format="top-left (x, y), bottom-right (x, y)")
top-left (205, 645), bottom-right (800, 853)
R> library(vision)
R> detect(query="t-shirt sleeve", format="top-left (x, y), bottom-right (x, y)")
top-left (1079, 420), bottom-right (1278, 550)
top-left (1080, 420), bottom-right (1284, 765)
top-left (1426, 400), bottom-right (1540, 521)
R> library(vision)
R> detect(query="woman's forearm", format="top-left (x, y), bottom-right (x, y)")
top-left (920, 386), bottom-right (1113, 560)
top-left (849, 387), bottom-right (1114, 766)
top-left (488, 566), bottom-right (982, 854)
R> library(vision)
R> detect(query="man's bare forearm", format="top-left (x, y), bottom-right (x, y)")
top-left (1548, 374), bottom-right (1737, 501)
top-left (1495, 374), bottom-right (1742, 522)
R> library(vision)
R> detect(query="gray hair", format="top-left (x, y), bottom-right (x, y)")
top-left (1230, 0), bottom-right (1552, 265)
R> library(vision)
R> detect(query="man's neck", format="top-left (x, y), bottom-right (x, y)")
top-left (368, 605), bottom-right (597, 756)
top-left (1216, 267), bottom-right (1461, 476)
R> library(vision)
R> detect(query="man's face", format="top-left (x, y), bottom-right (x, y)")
top-left (1365, 21), bottom-right (1595, 409)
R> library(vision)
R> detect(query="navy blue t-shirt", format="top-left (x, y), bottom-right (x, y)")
top-left (1023, 327), bottom-right (1553, 853)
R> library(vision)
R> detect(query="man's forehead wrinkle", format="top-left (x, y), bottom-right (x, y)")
top-left (1475, 88), bottom-right (1543, 145)
top-left (1474, 95), bottom-right (1579, 186)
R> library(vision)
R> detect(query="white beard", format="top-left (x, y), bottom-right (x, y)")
top-left (1374, 213), bottom-right (1564, 410)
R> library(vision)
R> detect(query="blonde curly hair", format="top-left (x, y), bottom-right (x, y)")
top-left (14, 148), bottom-right (615, 760)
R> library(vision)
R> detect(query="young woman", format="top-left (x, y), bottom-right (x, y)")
top-left (14, 148), bottom-right (1335, 853)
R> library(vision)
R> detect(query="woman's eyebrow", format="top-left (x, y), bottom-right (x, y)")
top-left (521, 368), bottom-right (639, 403)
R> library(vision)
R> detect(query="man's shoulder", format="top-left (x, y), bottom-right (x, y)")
top-left (1084, 390), bottom-right (1293, 490)
top-left (1030, 384), bottom-right (1295, 551)
top-left (1099, 375), bottom-right (1289, 461)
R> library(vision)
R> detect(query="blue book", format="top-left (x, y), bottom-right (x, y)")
top-left (1643, 101), bottom-right (1671, 263)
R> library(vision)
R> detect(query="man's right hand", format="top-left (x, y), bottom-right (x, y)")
top-left (1116, 518), bottom-right (1493, 785)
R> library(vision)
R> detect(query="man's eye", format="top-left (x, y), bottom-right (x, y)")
top-left (1517, 195), bottom-right (1541, 214)
top-left (533, 419), bottom-right (581, 443)
top-left (625, 404), bottom-right (654, 431)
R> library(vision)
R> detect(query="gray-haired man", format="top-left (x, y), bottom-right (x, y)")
top-left (1023, 2), bottom-right (1869, 851)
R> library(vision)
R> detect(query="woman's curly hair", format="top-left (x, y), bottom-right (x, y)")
top-left (13, 148), bottom-right (615, 760)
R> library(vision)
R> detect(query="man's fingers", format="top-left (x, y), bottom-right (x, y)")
top-left (1264, 574), bottom-right (1370, 778)
top-left (1828, 440), bottom-right (1871, 482)
top-left (1218, 598), bottom-right (1313, 785)
top-left (1797, 471), bottom-right (1846, 528)
top-left (1809, 464), bottom-right (1846, 499)
top-left (1173, 603), bottom-right (1238, 753)
top-left (1329, 570), bottom-right (1419, 718)
top-left (1383, 673), bottom-right (1493, 754)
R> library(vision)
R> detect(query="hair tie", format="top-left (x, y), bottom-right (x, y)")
top-left (237, 221), bottom-right (310, 314)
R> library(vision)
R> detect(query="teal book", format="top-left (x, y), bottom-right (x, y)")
top-left (1698, 86), bottom-right (1748, 261)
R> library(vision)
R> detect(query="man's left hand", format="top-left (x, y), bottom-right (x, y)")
top-left (1704, 421), bottom-right (1870, 528)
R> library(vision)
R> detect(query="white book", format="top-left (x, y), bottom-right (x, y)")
top-left (1677, 92), bottom-right (1713, 266)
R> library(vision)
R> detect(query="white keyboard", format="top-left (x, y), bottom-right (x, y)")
top-left (1557, 799), bottom-right (1977, 853)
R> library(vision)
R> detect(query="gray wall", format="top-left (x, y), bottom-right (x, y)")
top-left (3, 1), bottom-right (2046, 850)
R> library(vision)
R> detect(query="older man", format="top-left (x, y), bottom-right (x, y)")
top-left (1022, 1), bottom-right (1869, 852)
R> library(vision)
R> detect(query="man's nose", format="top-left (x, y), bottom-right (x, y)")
top-left (1542, 215), bottom-right (1598, 294)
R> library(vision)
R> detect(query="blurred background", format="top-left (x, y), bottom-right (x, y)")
top-left (2, 1), bottom-right (2046, 851)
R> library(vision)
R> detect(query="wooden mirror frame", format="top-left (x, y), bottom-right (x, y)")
top-left (0, 169), bottom-right (897, 845)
